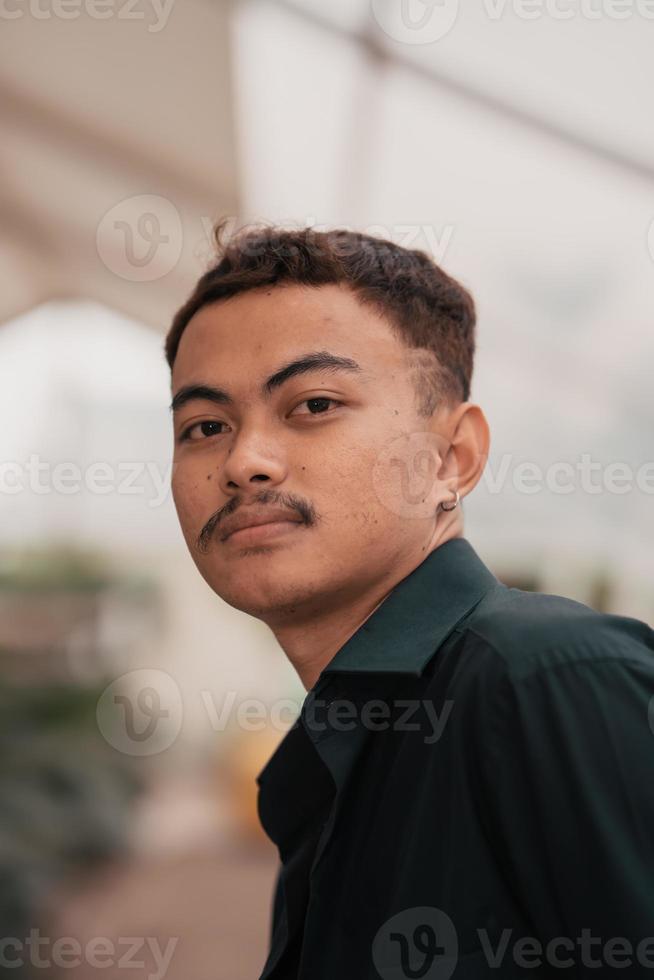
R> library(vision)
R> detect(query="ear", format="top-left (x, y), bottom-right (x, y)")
top-left (433, 402), bottom-right (490, 500)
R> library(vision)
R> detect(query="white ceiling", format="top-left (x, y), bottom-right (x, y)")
top-left (0, 0), bottom-right (239, 331)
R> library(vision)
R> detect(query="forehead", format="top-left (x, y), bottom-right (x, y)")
top-left (172, 282), bottom-right (406, 383)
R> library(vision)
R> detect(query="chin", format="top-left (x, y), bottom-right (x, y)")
top-left (204, 561), bottom-right (289, 606)
top-left (210, 561), bottom-right (329, 621)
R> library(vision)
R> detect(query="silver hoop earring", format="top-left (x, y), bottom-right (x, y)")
top-left (440, 489), bottom-right (460, 512)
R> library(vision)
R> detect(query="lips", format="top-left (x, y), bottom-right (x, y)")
top-left (220, 507), bottom-right (303, 542)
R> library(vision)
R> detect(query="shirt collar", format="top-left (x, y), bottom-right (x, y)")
top-left (256, 535), bottom-right (501, 883)
top-left (315, 535), bottom-right (500, 681)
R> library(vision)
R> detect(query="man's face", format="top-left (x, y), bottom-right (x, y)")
top-left (170, 282), bottom-right (454, 625)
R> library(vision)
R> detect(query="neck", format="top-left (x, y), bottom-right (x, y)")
top-left (270, 516), bottom-right (463, 692)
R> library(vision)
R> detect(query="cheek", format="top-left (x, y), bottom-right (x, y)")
top-left (323, 442), bottom-right (377, 492)
top-left (322, 446), bottom-right (394, 526)
top-left (171, 461), bottom-right (209, 528)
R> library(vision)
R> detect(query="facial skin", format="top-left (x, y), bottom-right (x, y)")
top-left (170, 282), bottom-right (490, 691)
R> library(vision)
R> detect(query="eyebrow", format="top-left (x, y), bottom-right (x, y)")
top-left (170, 351), bottom-right (364, 414)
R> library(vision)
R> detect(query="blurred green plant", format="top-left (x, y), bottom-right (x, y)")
top-left (0, 680), bottom-right (144, 963)
top-left (0, 543), bottom-right (154, 595)
top-left (0, 544), bottom-right (155, 972)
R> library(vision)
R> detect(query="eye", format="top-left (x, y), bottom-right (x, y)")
top-left (180, 420), bottom-right (228, 442)
top-left (290, 397), bottom-right (341, 417)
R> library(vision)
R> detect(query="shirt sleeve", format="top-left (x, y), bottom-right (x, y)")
top-left (474, 640), bottom-right (654, 957)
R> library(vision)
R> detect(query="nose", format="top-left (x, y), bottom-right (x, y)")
top-left (217, 428), bottom-right (288, 494)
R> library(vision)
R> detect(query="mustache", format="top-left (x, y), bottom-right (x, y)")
top-left (196, 489), bottom-right (317, 554)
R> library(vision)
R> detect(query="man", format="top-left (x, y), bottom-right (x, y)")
top-left (165, 222), bottom-right (654, 979)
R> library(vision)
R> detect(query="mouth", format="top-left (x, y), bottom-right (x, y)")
top-left (222, 520), bottom-right (303, 546)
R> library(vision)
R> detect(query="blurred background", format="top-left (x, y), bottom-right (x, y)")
top-left (0, 0), bottom-right (652, 976)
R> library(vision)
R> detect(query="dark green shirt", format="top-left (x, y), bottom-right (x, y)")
top-left (256, 536), bottom-right (654, 978)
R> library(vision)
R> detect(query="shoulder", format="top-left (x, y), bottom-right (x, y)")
top-left (458, 582), bottom-right (654, 685)
top-left (429, 584), bottom-right (654, 744)
top-left (431, 584), bottom-right (654, 763)
top-left (436, 586), bottom-right (654, 765)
